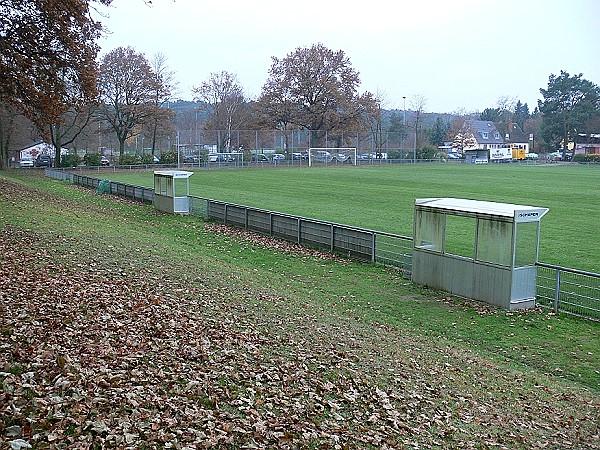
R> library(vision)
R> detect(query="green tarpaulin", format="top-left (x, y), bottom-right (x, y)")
top-left (96, 179), bottom-right (111, 194)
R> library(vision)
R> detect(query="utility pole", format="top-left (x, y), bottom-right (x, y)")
top-left (414, 109), bottom-right (419, 163)
top-left (402, 96), bottom-right (406, 161)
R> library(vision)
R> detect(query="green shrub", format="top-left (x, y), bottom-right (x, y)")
top-left (573, 153), bottom-right (600, 163)
top-left (119, 154), bottom-right (141, 165)
top-left (159, 150), bottom-right (178, 164)
top-left (83, 153), bottom-right (102, 166)
top-left (418, 145), bottom-right (438, 160)
top-left (60, 154), bottom-right (81, 167)
top-left (387, 150), bottom-right (401, 159)
top-left (140, 154), bottom-right (156, 164)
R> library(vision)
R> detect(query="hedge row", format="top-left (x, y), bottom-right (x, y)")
top-left (573, 153), bottom-right (600, 163)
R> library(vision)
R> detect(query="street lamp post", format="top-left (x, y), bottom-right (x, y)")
top-left (413, 123), bottom-right (417, 163)
top-left (176, 131), bottom-right (180, 169)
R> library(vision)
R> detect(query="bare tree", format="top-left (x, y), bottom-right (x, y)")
top-left (49, 106), bottom-right (97, 165)
top-left (145, 53), bottom-right (177, 156)
top-left (411, 95), bottom-right (427, 158)
top-left (361, 91), bottom-right (388, 155)
top-left (495, 95), bottom-right (517, 137)
top-left (193, 71), bottom-right (246, 151)
top-left (97, 47), bottom-right (157, 160)
top-left (0, 103), bottom-right (40, 167)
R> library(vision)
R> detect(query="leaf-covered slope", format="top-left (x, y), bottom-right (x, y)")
top-left (1, 175), bottom-right (599, 449)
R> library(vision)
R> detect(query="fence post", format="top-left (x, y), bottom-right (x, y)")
top-left (554, 269), bottom-right (561, 313)
top-left (330, 224), bottom-right (335, 253)
top-left (371, 232), bottom-right (376, 263)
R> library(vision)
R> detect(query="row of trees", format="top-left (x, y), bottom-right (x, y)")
top-left (1, 1), bottom-right (599, 168)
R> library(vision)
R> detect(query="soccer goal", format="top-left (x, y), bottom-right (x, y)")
top-left (307, 148), bottom-right (357, 167)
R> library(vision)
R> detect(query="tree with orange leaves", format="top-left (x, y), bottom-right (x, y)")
top-left (0, 0), bottom-right (110, 168)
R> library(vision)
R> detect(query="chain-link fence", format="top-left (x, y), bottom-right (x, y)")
top-left (172, 128), bottom-right (413, 157)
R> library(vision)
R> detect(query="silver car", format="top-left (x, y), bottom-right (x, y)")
top-left (19, 157), bottom-right (34, 168)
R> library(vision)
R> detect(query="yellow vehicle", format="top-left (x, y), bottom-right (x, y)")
top-left (510, 144), bottom-right (526, 160)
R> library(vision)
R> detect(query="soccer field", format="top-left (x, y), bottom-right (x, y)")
top-left (104, 163), bottom-right (600, 273)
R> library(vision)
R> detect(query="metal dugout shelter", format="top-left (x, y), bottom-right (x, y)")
top-left (153, 170), bottom-right (193, 214)
top-left (412, 198), bottom-right (548, 310)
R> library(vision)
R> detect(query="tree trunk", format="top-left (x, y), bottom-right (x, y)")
top-left (119, 137), bottom-right (126, 161)
top-left (50, 124), bottom-right (62, 167)
top-left (151, 120), bottom-right (158, 156)
top-left (0, 116), bottom-right (10, 170)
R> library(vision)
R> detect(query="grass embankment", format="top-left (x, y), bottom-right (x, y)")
top-left (1, 170), bottom-right (598, 449)
top-left (105, 163), bottom-right (600, 272)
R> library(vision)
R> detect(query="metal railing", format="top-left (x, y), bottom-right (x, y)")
top-left (189, 196), bottom-right (413, 272)
top-left (45, 168), bottom-right (600, 320)
top-left (70, 173), bottom-right (154, 204)
top-left (46, 168), bottom-right (74, 182)
top-left (535, 263), bottom-right (600, 320)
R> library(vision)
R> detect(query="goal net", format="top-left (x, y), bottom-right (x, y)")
top-left (308, 148), bottom-right (357, 167)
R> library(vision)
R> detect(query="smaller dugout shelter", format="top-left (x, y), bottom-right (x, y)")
top-left (412, 198), bottom-right (548, 310)
top-left (153, 170), bottom-right (193, 214)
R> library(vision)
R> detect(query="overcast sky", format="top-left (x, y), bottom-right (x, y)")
top-left (94, 0), bottom-right (599, 114)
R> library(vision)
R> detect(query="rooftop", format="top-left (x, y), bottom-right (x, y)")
top-left (415, 198), bottom-right (549, 222)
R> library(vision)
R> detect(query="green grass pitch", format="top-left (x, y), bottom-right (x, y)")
top-left (105, 163), bottom-right (600, 273)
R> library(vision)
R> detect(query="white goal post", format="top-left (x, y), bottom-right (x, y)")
top-left (307, 148), bottom-right (357, 167)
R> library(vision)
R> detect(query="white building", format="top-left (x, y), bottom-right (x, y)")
top-left (19, 142), bottom-right (68, 160)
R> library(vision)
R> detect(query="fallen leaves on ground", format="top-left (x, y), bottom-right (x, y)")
top-left (204, 222), bottom-right (349, 262)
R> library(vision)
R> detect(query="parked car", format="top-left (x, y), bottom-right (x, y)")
top-left (526, 152), bottom-right (539, 160)
top-left (251, 154), bottom-right (269, 162)
top-left (100, 156), bottom-right (110, 166)
top-left (272, 153), bottom-right (286, 161)
top-left (291, 152), bottom-right (308, 160)
top-left (183, 155), bottom-right (199, 164)
top-left (19, 156), bottom-right (34, 168)
top-left (35, 154), bottom-right (52, 167)
top-left (548, 151), bottom-right (573, 162)
top-left (359, 153), bottom-right (374, 160)
top-left (208, 154), bottom-right (234, 162)
top-left (548, 152), bottom-right (563, 161)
